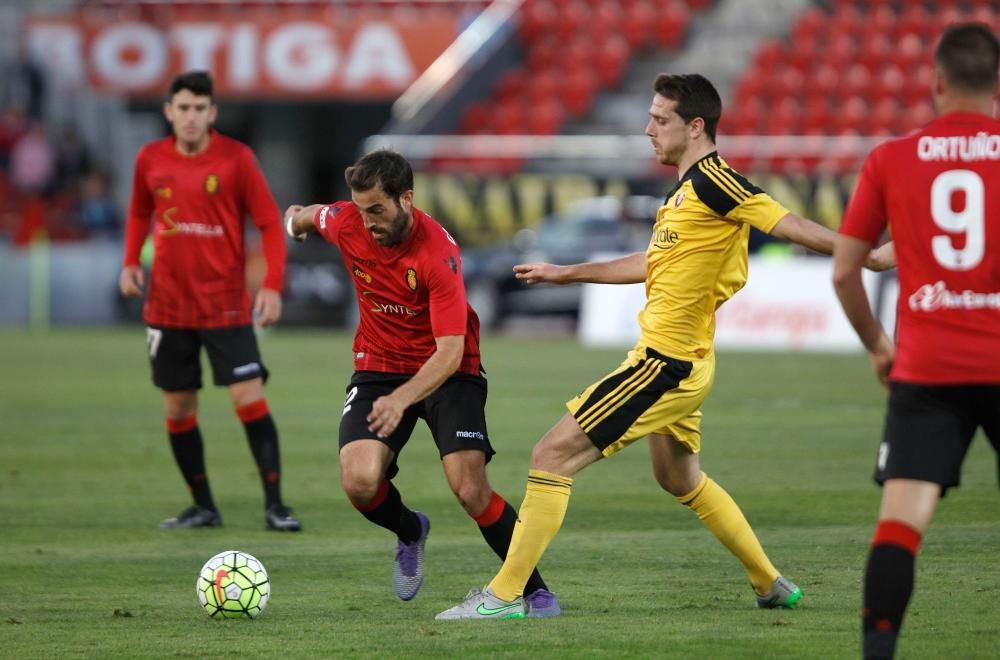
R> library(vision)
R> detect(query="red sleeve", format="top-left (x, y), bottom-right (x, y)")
top-left (123, 147), bottom-right (153, 267)
top-left (240, 148), bottom-right (286, 291)
top-left (313, 203), bottom-right (350, 246)
top-left (840, 146), bottom-right (888, 244)
top-left (426, 243), bottom-right (468, 338)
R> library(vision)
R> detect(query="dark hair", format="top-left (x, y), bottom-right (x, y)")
top-left (653, 73), bottom-right (722, 141)
top-left (345, 149), bottom-right (414, 202)
top-left (935, 23), bottom-right (1000, 93)
top-left (169, 70), bottom-right (214, 100)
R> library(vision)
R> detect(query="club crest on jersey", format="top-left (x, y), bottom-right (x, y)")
top-left (674, 192), bottom-right (685, 207)
top-left (406, 268), bottom-right (418, 291)
top-left (156, 186), bottom-right (172, 199)
top-left (204, 174), bottom-right (219, 195)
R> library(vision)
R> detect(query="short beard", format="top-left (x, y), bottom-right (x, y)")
top-left (372, 206), bottom-right (409, 246)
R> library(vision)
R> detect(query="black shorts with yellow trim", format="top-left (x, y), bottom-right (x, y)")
top-left (566, 346), bottom-right (714, 457)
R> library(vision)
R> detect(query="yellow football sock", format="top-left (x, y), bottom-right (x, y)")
top-left (678, 472), bottom-right (779, 595)
top-left (489, 469), bottom-right (573, 602)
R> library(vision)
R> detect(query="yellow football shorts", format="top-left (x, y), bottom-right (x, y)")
top-left (566, 345), bottom-right (715, 456)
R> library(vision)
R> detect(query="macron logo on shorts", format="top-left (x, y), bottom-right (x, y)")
top-left (456, 430), bottom-right (485, 440)
top-left (233, 362), bottom-right (261, 377)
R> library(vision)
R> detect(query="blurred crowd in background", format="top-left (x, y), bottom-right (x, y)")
top-left (1, 51), bottom-right (120, 245)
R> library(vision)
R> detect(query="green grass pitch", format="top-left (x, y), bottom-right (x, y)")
top-left (1, 328), bottom-right (997, 658)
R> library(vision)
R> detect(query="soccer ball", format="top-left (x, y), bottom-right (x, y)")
top-left (196, 550), bottom-right (270, 619)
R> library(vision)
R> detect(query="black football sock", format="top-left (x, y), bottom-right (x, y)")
top-left (237, 400), bottom-right (283, 510)
top-left (166, 415), bottom-right (215, 510)
top-left (863, 520), bottom-right (922, 660)
top-left (472, 492), bottom-right (548, 595)
top-left (354, 480), bottom-right (422, 543)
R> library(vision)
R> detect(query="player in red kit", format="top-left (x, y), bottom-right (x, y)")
top-left (119, 71), bottom-right (301, 532)
top-left (283, 149), bottom-right (558, 615)
top-left (833, 24), bottom-right (1000, 660)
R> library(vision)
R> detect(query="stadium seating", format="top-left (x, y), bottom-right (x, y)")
top-left (727, 0), bottom-right (999, 173)
top-left (455, 0), bottom-right (710, 143)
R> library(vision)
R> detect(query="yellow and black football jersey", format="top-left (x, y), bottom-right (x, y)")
top-left (638, 152), bottom-right (790, 361)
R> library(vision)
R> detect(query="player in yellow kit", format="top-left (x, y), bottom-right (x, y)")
top-left (437, 73), bottom-right (894, 620)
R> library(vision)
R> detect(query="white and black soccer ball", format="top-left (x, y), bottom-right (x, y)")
top-left (196, 550), bottom-right (270, 619)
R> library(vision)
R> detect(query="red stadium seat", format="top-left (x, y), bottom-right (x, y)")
top-left (492, 101), bottom-right (526, 135)
top-left (526, 36), bottom-right (560, 73)
top-left (622, 1), bottom-right (655, 50)
top-left (527, 68), bottom-right (561, 106)
top-left (871, 97), bottom-right (901, 135)
top-left (594, 36), bottom-right (630, 88)
top-left (460, 102), bottom-right (491, 134)
top-left (495, 69), bottom-right (527, 103)
top-left (843, 63), bottom-right (874, 98)
top-left (651, 2), bottom-right (690, 50)
top-left (527, 99), bottom-right (566, 135)
top-left (561, 67), bottom-right (598, 118)
top-left (554, 0), bottom-right (591, 43)
top-left (519, 0), bottom-right (557, 43)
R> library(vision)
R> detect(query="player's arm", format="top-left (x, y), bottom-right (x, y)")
top-left (770, 213), bottom-right (894, 271)
top-left (366, 335), bottom-right (464, 438)
top-left (514, 251), bottom-right (647, 285)
top-left (241, 151), bottom-right (286, 326)
top-left (119, 149), bottom-right (153, 297)
top-left (833, 234), bottom-right (894, 389)
top-left (283, 204), bottom-right (327, 241)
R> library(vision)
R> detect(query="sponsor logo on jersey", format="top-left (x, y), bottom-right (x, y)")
top-left (406, 268), bottom-right (418, 291)
top-left (651, 227), bottom-right (680, 250)
top-left (204, 174), bottom-right (219, 195)
top-left (456, 430), bottom-right (485, 440)
top-left (159, 208), bottom-right (223, 237)
top-left (318, 206), bottom-right (330, 229)
top-left (362, 291), bottom-right (418, 316)
top-left (352, 265), bottom-right (372, 284)
top-left (908, 280), bottom-right (1000, 311)
top-left (444, 255), bottom-right (458, 274)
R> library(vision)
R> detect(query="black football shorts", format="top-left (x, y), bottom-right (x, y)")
top-left (339, 371), bottom-right (496, 479)
top-left (876, 382), bottom-right (1000, 493)
top-left (146, 325), bottom-right (269, 391)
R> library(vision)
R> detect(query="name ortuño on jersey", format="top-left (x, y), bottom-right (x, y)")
top-left (123, 131), bottom-right (285, 328)
top-left (313, 202), bottom-right (481, 375)
top-left (841, 112), bottom-right (1000, 385)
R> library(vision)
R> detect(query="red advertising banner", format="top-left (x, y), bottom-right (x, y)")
top-left (25, 9), bottom-right (460, 99)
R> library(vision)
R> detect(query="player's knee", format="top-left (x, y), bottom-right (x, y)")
top-left (451, 478), bottom-right (490, 515)
top-left (163, 391), bottom-right (197, 419)
top-left (340, 468), bottom-right (382, 506)
top-left (653, 468), bottom-right (690, 497)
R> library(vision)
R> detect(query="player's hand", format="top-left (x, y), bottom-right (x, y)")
top-left (864, 242), bottom-right (896, 272)
top-left (283, 204), bottom-right (307, 242)
top-left (254, 288), bottom-right (282, 327)
top-left (513, 262), bottom-right (569, 285)
top-left (118, 265), bottom-right (145, 297)
top-left (367, 393), bottom-right (406, 438)
top-left (869, 333), bottom-right (895, 391)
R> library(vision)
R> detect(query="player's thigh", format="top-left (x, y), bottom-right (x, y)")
top-left (339, 373), bottom-right (419, 480)
top-left (147, 326), bottom-right (203, 391)
top-left (973, 385), bottom-right (1000, 458)
top-left (879, 382), bottom-right (979, 492)
top-left (201, 325), bottom-right (270, 387)
top-left (422, 373), bottom-right (495, 462)
top-left (568, 346), bottom-right (712, 458)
